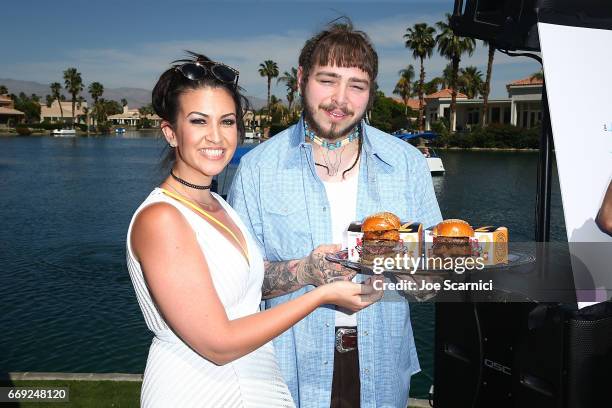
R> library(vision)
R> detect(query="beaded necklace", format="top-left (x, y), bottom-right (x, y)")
top-left (304, 121), bottom-right (360, 150)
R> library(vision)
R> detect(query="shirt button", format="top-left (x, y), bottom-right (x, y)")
top-left (322, 207), bottom-right (327, 211)
top-left (364, 368), bottom-right (370, 374)
top-left (325, 323), bottom-right (330, 327)
top-left (324, 361), bottom-right (328, 365)
top-left (364, 331), bottom-right (369, 336)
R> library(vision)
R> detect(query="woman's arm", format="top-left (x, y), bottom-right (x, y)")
top-left (596, 181), bottom-right (612, 236)
top-left (131, 203), bottom-right (379, 365)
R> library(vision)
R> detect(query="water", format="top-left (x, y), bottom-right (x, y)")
top-left (0, 133), bottom-right (566, 398)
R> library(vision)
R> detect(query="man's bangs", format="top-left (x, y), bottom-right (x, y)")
top-left (312, 40), bottom-right (376, 79)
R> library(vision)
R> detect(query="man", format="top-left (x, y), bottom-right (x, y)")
top-left (229, 21), bottom-right (442, 408)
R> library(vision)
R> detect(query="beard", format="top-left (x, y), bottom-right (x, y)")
top-left (302, 93), bottom-right (364, 140)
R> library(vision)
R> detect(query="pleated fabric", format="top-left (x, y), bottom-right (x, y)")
top-left (126, 188), bottom-right (295, 408)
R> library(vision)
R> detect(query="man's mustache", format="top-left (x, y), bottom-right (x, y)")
top-left (319, 103), bottom-right (354, 116)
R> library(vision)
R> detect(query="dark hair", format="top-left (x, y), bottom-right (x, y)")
top-left (298, 17), bottom-right (379, 107)
top-left (299, 18), bottom-right (375, 179)
top-left (152, 51), bottom-right (249, 169)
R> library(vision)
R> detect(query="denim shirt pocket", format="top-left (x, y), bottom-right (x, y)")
top-left (261, 192), bottom-right (312, 260)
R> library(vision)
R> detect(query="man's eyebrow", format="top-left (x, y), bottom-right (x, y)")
top-left (315, 71), bottom-right (369, 84)
top-left (315, 71), bottom-right (341, 79)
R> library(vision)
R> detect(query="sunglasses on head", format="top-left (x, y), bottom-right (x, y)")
top-left (175, 60), bottom-right (239, 87)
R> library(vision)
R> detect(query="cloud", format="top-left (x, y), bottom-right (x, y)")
top-left (0, 13), bottom-right (540, 100)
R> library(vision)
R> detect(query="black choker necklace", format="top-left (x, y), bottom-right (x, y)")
top-left (171, 171), bottom-right (211, 190)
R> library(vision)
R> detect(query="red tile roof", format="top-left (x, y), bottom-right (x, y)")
top-left (507, 76), bottom-right (543, 86)
top-left (424, 88), bottom-right (467, 99)
top-left (392, 97), bottom-right (423, 110)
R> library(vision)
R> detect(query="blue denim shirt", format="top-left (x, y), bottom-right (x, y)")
top-left (228, 118), bottom-right (442, 408)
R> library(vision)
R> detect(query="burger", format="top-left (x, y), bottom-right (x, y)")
top-left (432, 219), bottom-right (475, 258)
top-left (360, 212), bottom-right (404, 265)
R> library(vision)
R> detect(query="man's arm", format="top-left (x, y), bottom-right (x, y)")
top-left (596, 180), bottom-right (612, 236)
top-left (262, 245), bottom-right (357, 299)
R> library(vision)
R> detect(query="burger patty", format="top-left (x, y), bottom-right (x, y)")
top-left (360, 239), bottom-right (405, 264)
top-left (432, 236), bottom-right (472, 257)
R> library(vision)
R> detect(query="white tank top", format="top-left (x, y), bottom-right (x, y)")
top-left (322, 172), bottom-right (359, 327)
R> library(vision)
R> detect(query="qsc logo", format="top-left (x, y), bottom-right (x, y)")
top-left (484, 358), bottom-right (512, 376)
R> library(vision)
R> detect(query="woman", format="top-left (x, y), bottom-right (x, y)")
top-left (126, 52), bottom-right (381, 407)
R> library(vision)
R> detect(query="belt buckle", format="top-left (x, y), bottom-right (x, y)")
top-left (335, 328), bottom-right (357, 353)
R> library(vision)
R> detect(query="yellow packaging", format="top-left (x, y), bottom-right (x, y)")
top-left (399, 222), bottom-right (423, 258)
top-left (473, 226), bottom-right (508, 265)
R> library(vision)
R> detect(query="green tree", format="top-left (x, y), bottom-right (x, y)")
top-left (258, 60), bottom-right (279, 124)
top-left (393, 65), bottom-right (415, 116)
top-left (530, 70), bottom-right (544, 81)
top-left (0, 85), bottom-right (7, 94)
top-left (277, 67), bottom-right (298, 118)
top-left (436, 13), bottom-right (476, 131)
top-left (404, 23), bottom-right (436, 131)
top-left (369, 91), bottom-right (410, 133)
top-left (63, 67), bottom-right (83, 126)
top-left (481, 40), bottom-right (496, 126)
top-left (138, 104), bottom-right (155, 129)
top-left (12, 92), bottom-right (41, 123)
top-left (50, 82), bottom-right (64, 121)
top-left (121, 98), bottom-right (128, 107)
top-left (88, 82), bottom-right (104, 127)
top-left (458, 66), bottom-right (483, 99)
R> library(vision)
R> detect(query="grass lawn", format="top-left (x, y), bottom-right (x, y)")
top-left (1, 380), bottom-right (141, 407)
top-left (2, 379), bottom-right (425, 407)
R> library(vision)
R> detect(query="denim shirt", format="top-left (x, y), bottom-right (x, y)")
top-left (228, 118), bottom-right (442, 408)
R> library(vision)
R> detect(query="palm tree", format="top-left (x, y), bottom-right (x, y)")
top-left (88, 82), bottom-right (104, 127)
top-left (393, 65), bottom-right (415, 115)
top-left (63, 67), bottom-right (83, 126)
top-left (45, 94), bottom-right (54, 108)
top-left (50, 82), bottom-right (64, 122)
top-left (436, 13), bottom-right (476, 131)
top-left (121, 98), bottom-right (128, 108)
top-left (0, 85), bottom-right (7, 94)
top-left (458, 66), bottom-right (483, 99)
top-left (277, 67), bottom-right (298, 118)
top-left (258, 60), bottom-right (279, 124)
top-left (404, 23), bottom-right (437, 131)
top-left (481, 41), bottom-right (496, 126)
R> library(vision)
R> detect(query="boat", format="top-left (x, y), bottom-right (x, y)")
top-left (393, 131), bottom-right (445, 175)
top-left (115, 127), bottom-right (126, 134)
top-left (52, 129), bottom-right (76, 137)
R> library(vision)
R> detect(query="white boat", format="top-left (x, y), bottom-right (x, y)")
top-left (115, 127), bottom-right (126, 133)
top-left (418, 146), bottom-right (445, 175)
top-left (52, 129), bottom-right (76, 137)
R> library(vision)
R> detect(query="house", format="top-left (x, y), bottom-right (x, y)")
top-left (420, 76), bottom-right (544, 131)
top-left (40, 100), bottom-right (88, 124)
top-left (0, 94), bottom-right (25, 128)
top-left (108, 105), bottom-right (161, 127)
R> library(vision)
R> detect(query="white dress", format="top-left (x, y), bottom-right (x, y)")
top-left (126, 188), bottom-right (295, 408)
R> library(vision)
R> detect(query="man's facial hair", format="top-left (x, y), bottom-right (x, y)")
top-left (302, 92), bottom-right (363, 140)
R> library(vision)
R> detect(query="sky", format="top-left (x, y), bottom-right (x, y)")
top-left (1, 0), bottom-right (540, 102)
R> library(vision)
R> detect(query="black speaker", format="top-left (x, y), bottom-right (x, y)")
top-left (434, 302), bottom-right (612, 408)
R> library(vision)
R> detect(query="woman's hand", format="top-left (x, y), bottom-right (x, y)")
top-left (318, 276), bottom-right (384, 312)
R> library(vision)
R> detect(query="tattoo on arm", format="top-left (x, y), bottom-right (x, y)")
top-left (261, 253), bottom-right (356, 299)
top-left (261, 260), bottom-right (303, 299)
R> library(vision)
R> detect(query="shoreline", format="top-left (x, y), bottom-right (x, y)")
top-left (435, 146), bottom-right (539, 152)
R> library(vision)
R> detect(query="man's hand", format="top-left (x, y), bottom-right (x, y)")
top-left (262, 244), bottom-right (356, 299)
top-left (297, 244), bottom-right (357, 286)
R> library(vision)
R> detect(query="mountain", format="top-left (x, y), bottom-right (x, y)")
top-left (0, 78), bottom-right (267, 110)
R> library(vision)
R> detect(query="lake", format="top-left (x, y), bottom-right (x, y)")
top-left (0, 131), bottom-right (566, 398)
